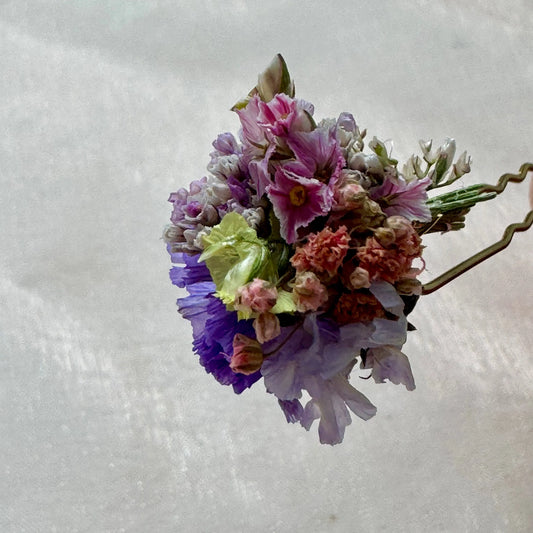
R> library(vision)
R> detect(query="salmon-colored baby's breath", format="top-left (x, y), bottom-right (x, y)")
top-left (332, 291), bottom-right (386, 325)
top-left (291, 226), bottom-right (350, 276)
top-left (357, 217), bottom-right (423, 283)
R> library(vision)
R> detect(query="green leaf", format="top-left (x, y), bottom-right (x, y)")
top-left (271, 290), bottom-right (297, 314)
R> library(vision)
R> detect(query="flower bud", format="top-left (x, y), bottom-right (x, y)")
top-left (349, 267), bottom-right (371, 290)
top-left (334, 181), bottom-right (366, 210)
top-left (229, 334), bottom-right (264, 375)
top-left (403, 155), bottom-right (426, 181)
top-left (256, 54), bottom-right (295, 102)
top-left (253, 312), bottom-right (281, 343)
top-left (234, 279), bottom-right (278, 317)
top-left (419, 139), bottom-right (434, 163)
top-left (162, 224), bottom-right (184, 243)
top-left (431, 138), bottom-right (456, 184)
top-left (453, 150), bottom-right (472, 178)
top-left (292, 271), bottom-right (329, 312)
top-left (374, 227), bottom-right (396, 247)
top-left (395, 278), bottom-right (422, 296)
top-left (384, 215), bottom-right (413, 239)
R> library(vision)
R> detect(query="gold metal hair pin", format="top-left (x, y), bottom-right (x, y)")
top-left (422, 163), bottom-right (533, 295)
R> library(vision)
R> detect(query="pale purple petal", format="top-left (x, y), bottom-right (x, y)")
top-left (367, 346), bottom-right (416, 391)
top-left (301, 371), bottom-right (376, 445)
top-left (278, 399), bottom-right (304, 423)
top-left (211, 132), bottom-right (241, 156)
top-left (331, 374), bottom-right (377, 421)
top-left (248, 142), bottom-right (276, 197)
top-left (368, 316), bottom-right (408, 347)
top-left (370, 175), bottom-right (432, 222)
top-left (336, 112), bottom-right (357, 134)
top-left (236, 96), bottom-right (265, 146)
top-left (286, 127), bottom-right (345, 188)
top-left (369, 280), bottom-right (405, 316)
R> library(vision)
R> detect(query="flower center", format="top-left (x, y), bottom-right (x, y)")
top-left (289, 185), bottom-right (307, 206)
top-left (315, 168), bottom-right (330, 182)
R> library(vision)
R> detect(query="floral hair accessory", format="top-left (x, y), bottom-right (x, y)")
top-left (165, 55), bottom-right (532, 445)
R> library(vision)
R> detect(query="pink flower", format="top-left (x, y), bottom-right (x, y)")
top-left (253, 312), bottom-right (281, 343)
top-left (230, 334), bottom-right (264, 375)
top-left (369, 175), bottom-right (431, 222)
top-left (247, 144), bottom-right (276, 197)
top-left (267, 167), bottom-right (331, 243)
top-left (285, 127), bottom-right (345, 190)
top-left (234, 278), bottom-right (278, 315)
top-left (385, 216), bottom-right (423, 256)
top-left (356, 217), bottom-right (423, 283)
top-left (291, 226), bottom-right (350, 277)
top-left (258, 93), bottom-right (314, 137)
top-left (292, 271), bottom-right (329, 312)
top-left (236, 95), bottom-right (272, 150)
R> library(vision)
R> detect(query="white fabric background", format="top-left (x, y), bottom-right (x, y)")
top-left (1, 2), bottom-right (532, 531)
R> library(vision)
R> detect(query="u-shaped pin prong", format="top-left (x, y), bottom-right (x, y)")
top-left (422, 163), bottom-right (533, 295)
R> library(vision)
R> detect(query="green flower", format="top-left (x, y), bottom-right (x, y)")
top-left (200, 213), bottom-right (277, 306)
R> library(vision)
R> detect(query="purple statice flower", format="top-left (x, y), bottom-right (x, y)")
top-left (278, 398), bottom-right (304, 423)
top-left (177, 280), bottom-right (216, 338)
top-left (301, 368), bottom-right (377, 445)
top-left (226, 175), bottom-right (252, 208)
top-left (266, 167), bottom-right (331, 243)
top-left (261, 282), bottom-right (412, 444)
top-left (168, 177), bottom-right (207, 226)
top-left (171, 252), bottom-right (261, 394)
top-left (192, 295), bottom-right (262, 393)
top-left (210, 132), bottom-right (241, 157)
top-left (363, 346), bottom-right (415, 391)
top-left (169, 250), bottom-right (212, 288)
top-left (261, 315), bottom-right (377, 445)
top-left (369, 175), bottom-right (432, 222)
top-left (335, 112), bottom-right (357, 137)
top-left (208, 133), bottom-right (246, 183)
top-left (167, 170), bottom-right (236, 253)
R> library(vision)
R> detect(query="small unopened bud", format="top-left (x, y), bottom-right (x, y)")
top-left (453, 151), bottom-right (472, 178)
top-left (292, 271), bottom-right (328, 312)
top-left (253, 312), bottom-right (281, 344)
top-left (234, 279), bottom-right (278, 317)
top-left (374, 227), bottom-right (396, 247)
top-left (256, 54), bottom-right (295, 102)
top-left (432, 138), bottom-right (456, 183)
top-left (162, 224), bottom-right (183, 243)
top-left (395, 278), bottom-right (422, 296)
top-left (440, 138), bottom-right (456, 166)
top-left (349, 267), bottom-right (371, 289)
top-left (229, 334), bottom-right (264, 375)
top-left (385, 216), bottom-right (413, 239)
top-left (419, 139), bottom-right (433, 158)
